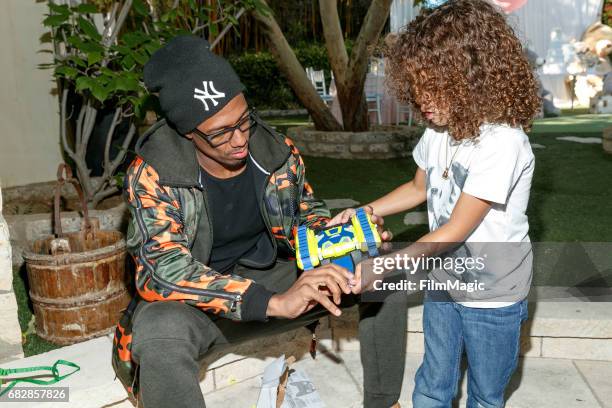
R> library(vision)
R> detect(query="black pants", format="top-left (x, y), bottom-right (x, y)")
top-left (131, 259), bottom-right (408, 408)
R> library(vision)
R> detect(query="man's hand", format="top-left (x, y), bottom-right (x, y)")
top-left (266, 264), bottom-right (355, 319)
top-left (327, 206), bottom-right (393, 241)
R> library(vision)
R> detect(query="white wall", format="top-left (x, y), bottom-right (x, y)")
top-left (508, 0), bottom-right (604, 57)
top-left (0, 0), bottom-right (63, 188)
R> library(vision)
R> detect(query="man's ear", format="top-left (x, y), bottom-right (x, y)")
top-left (184, 132), bottom-right (194, 141)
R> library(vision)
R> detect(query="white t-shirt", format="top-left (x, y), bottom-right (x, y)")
top-left (412, 124), bottom-right (535, 307)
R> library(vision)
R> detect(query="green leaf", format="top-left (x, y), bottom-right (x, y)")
top-left (87, 52), bottom-right (103, 66)
top-left (74, 4), bottom-right (98, 14)
top-left (67, 55), bottom-right (87, 68)
top-left (132, 51), bottom-right (148, 66)
top-left (75, 76), bottom-right (94, 92)
top-left (80, 40), bottom-right (105, 54)
top-left (90, 82), bottom-right (109, 102)
top-left (48, 3), bottom-right (70, 15)
top-left (55, 66), bottom-right (79, 79)
top-left (78, 16), bottom-right (101, 41)
top-left (114, 172), bottom-right (125, 189)
top-left (112, 45), bottom-right (131, 55)
top-left (228, 15), bottom-right (239, 26)
top-left (248, 0), bottom-right (272, 16)
top-left (43, 14), bottom-right (69, 27)
top-left (144, 42), bottom-right (161, 55)
top-left (66, 35), bottom-right (84, 48)
top-left (122, 32), bottom-right (146, 48)
top-left (133, 0), bottom-right (148, 16)
top-left (209, 24), bottom-right (218, 37)
top-left (100, 67), bottom-right (116, 76)
top-left (114, 77), bottom-right (140, 92)
top-left (121, 54), bottom-right (135, 69)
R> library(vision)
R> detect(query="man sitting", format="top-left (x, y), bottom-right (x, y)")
top-left (112, 35), bottom-right (406, 408)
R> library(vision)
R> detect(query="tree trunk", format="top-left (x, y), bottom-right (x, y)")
top-left (252, 2), bottom-right (342, 131)
top-left (253, 0), bottom-right (392, 132)
top-left (332, 0), bottom-right (393, 131)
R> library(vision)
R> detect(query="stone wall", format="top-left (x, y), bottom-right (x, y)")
top-left (0, 186), bottom-right (25, 363)
top-left (287, 125), bottom-right (423, 159)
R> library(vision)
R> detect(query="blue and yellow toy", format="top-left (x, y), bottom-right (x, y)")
top-left (295, 208), bottom-right (381, 272)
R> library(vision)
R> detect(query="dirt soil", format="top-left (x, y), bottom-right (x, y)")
top-left (3, 194), bottom-right (123, 216)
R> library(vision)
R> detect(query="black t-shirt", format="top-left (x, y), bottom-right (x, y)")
top-left (200, 159), bottom-right (267, 274)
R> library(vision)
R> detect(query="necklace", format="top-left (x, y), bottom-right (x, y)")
top-left (442, 135), bottom-right (461, 180)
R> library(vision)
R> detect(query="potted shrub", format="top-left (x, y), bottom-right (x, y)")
top-left (42, 0), bottom-right (266, 208)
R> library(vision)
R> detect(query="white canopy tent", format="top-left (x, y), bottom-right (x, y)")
top-left (389, 0), bottom-right (605, 105)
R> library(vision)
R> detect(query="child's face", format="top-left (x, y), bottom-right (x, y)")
top-left (421, 105), bottom-right (449, 126)
top-left (419, 93), bottom-right (449, 126)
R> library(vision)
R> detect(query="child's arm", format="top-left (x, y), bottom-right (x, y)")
top-left (352, 191), bottom-right (491, 294)
top-left (368, 167), bottom-right (427, 217)
top-left (328, 167), bottom-right (427, 226)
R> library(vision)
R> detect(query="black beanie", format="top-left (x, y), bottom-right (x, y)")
top-left (144, 35), bottom-right (245, 134)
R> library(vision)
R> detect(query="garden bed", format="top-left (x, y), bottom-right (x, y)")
top-left (287, 124), bottom-right (423, 159)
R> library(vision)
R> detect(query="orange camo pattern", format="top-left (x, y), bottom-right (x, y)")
top-left (150, 231), bottom-right (189, 254)
top-left (271, 226), bottom-right (285, 240)
top-left (125, 135), bottom-right (330, 320)
top-left (194, 297), bottom-right (232, 313)
top-left (115, 323), bottom-right (133, 362)
top-left (112, 135), bottom-right (332, 399)
top-left (126, 157), bottom-right (255, 319)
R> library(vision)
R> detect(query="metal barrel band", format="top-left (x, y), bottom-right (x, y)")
top-left (0, 359), bottom-right (80, 397)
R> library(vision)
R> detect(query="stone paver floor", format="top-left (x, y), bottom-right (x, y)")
top-left (199, 351), bottom-right (611, 408)
top-left (2, 334), bottom-right (611, 408)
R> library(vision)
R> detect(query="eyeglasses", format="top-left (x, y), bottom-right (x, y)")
top-left (191, 108), bottom-right (257, 148)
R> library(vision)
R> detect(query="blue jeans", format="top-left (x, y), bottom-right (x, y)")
top-left (412, 294), bottom-right (528, 408)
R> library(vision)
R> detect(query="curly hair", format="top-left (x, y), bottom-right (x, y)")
top-left (383, 0), bottom-right (541, 140)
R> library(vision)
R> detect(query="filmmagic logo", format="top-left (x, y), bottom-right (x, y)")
top-left (372, 253), bottom-right (486, 275)
top-left (193, 81), bottom-right (226, 111)
top-left (373, 279), bottom-right (485, 293)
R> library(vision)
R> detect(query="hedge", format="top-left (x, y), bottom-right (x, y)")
top-left (228, 42), bottom-right (352, 110)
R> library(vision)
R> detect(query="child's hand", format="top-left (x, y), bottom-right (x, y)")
top-left (327, 207), bottom-right (357, 226)
top-left (351, 258), bottom-right (377, 294)
top-left (327, 206), bottom-right (393, 241)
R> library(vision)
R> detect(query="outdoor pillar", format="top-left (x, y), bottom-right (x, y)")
top-left (0, 186), bottom-right (24, 362)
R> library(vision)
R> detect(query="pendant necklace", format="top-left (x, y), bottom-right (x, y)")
top-left (443, 135), bottom-right (462, 180)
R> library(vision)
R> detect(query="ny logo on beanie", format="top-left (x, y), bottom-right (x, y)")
top-left (193, 81), bottom-right (226, 111)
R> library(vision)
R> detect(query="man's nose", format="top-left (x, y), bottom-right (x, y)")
top-left (230, 128), bottom-right (248, 147)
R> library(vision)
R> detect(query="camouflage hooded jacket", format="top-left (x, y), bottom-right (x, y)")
top-left (112, 115), bottom-right (330, 397)
top-left (126, 114), bottom-right (330, 318)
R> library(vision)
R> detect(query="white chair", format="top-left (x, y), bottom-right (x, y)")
top-left (365, 72), bottom-right (383, 124)
top-left (369, 58), bottom-right (385, 76)
top-left (396, 102), bottom-right (414, 126)
top-left (305, 66), bottom-right (315, 82)
top-left (310, 69), bottom-right (333, 103)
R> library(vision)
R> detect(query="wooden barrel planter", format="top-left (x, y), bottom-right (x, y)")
top-left (23, 164), bottom-right (131, 345)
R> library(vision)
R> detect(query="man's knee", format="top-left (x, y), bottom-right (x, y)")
top-left (132, 301), bottom-right (220, 358)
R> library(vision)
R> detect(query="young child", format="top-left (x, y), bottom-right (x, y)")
top-left (331, 1), bottom-right (541, 406)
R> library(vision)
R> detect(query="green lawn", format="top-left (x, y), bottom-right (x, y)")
top-left (12, 112), bottom-right (612, 357)
top-left (531, 114), bottom-right (612, 135)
